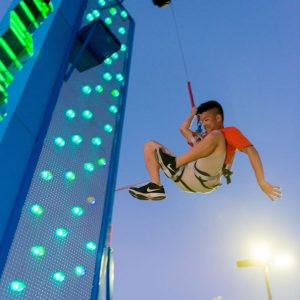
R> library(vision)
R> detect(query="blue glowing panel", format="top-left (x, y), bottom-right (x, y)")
top-left (0, 1), bottom-right (134, 299)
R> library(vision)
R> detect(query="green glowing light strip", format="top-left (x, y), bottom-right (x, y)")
top-left (20, 1), bottom-right (39, 29)
top-left (0, 0), bottom-right (54, 121)
top-left (10, 12), bottom-right (27, 40)
top-left (10, 11), bottom-right (34, 56)
top-left (33, 0), bottom-right (54, 18)
top-left (11, 11), bottom-right (33, 42)
top-left (0, 38), bottom-right (22, 69)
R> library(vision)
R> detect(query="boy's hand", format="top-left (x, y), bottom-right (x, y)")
top-left (191, 106), bottom-right (198, 116)
top-left (259, 180), bottom-right (282, 201)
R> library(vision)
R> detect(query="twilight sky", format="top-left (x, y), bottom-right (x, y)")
top-left (1, 1), bottom-right (299, 300)
top-left (113, 1), bottom-right (300, 300)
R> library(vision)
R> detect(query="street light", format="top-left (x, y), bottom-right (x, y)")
top-left (236, 259), bottom-right (272, 300)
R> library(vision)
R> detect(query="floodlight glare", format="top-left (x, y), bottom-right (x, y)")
top-left (252, 243), bottom-right (271, 263)
top-left (273, 253), bottom-right (294, 269)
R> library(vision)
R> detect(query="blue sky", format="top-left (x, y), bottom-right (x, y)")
top-left (1, 1), bottom-right (299, 299)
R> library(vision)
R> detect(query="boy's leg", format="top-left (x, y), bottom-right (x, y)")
top-left (156, 130), bottom-right (225, 177)
top-left (129, 140), bottom-right (172, 200)
top-left (176, 131), bottom-right (225, 167)
top-left (144, 140), bottom-right (166, 186)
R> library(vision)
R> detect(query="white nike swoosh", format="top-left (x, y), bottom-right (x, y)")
top-left (147, 187), bottom-right (161, 192)
top-left (167, 163), bottom-right (175, 172)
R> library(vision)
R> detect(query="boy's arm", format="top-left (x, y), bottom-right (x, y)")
top-left (242, 146), bottom-right (281, 201)
top-left (180, 107), bottom-right (198, 143)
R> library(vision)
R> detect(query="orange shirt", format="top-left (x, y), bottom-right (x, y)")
top-left (220, 127), bottom-right (252, 165)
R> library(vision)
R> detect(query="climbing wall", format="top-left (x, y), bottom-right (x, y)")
top-left (0, 0), bottom-right (134, 299)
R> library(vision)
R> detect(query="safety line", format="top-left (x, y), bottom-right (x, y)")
top-left (170, 3), bottom-right (189, 81)
top-left (170, 4), bottom-right (196, 108)
top-left (115, 180), bottom-right (148, 192)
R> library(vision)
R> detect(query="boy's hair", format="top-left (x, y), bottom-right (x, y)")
top-left (196, 100), bottom-right (224, 121)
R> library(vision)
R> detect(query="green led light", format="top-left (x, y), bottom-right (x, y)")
top-left (92, 9), bottom-right (100, 18)
top-left (65, 109), bottom-right (76, 119)
top-left (104, 124), bottom-right (113, 133)
top-left (55, 228), bottom-right (68, 238)
top-left (74, 265), bottom-right (85, 276)
top-left (109, 105), bottom-right (118, 114)
top-left (84, 162), bottom-right (95, 172)
top-left (71, 134), bottom-right (83, 144)
top-left (0, 37), bottom-right (22, 69)
top-left (33, 0), bottom-right (53, 17)
top-left (40, 170), bottom-right (53, 181)
top-left (82, 85), bottom-right (92, 95)
top-left (9, 280), bottom-right (26, 293)
top-left (31, 245), bottom-right (45, 257)
top-left (10, 11), bottom-right (34, 56)
top-left (115, 73), bottom-right (124, 82)
top-left (65, 171), bottom-right (76, 181)
top-left (103, 72), bottom-right (112, 81)
top-left (0, 61), bottom-right (14, 86)
top-left (120, 44), bottom-right (127, 52)
top-left (54, 137), bottom-right (65, 147)
top-left (118, 27), bottom-right (126, 35)
top-left (111, 89), bottom-right (120, 97)
top-left (91, 137), bottom-right (102, 146)
top-left (53, 272), bottom-right (65, 283)
top-left (111, 52), bottom-right (119, 60)
top-left (85, 241), bottom-right (97, 251)
top-left (98, 0), bottom-right (106, 7)
top-left (120, 10), bottom-right (128, 18)
top-left (109, 7), bottom-right (117, 15)
top-left (82, 110), bottom-right (93, 119)
top-left (95, 84), bottom-right (104, 93)
top-left (71, 206), bottom-right (84, 217)
top-left (30, 204), bottom-right (44, 216)
top-left (19, 1), bottom-right (39, 29)
top-left (97, 157), bottom-right (107, 166)
top-left (104, 57), bottom-right (112, 65)
top-left (104, 17), bottom-right (112, 25)
top-left (86, 13), bottom-right (94, 22)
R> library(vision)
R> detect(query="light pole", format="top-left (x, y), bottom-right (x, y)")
top-left (262, 265), bottom-right (272, 300)
top-left (236, 259), bottom-right (272, 300)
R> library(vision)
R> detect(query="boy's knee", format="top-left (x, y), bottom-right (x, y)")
top-left (144, 140), bottom-right (159, 150)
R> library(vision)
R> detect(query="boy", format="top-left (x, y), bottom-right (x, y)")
top-left (129, 101), bottom-right (281, 201)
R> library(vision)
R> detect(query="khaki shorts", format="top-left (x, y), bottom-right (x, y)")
top-left (174, 161), bottom-right (222, 193)
top-left (160, 143), bottom-right (225, 194)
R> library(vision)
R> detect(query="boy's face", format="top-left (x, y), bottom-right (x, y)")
top-left (199, 109), bottom-right (222, 133)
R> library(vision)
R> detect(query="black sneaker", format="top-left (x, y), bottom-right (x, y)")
top-left (155, 148), bottom-right (183, 179)
top-left (128, 182), bottom-right (166, 200)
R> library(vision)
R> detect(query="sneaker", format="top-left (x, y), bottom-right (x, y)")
top-left (155, 148), bottom-right (183, 179)
top-left (128, 182), bottom-right (166, 200)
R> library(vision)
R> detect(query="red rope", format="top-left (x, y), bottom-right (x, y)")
top-left (187, 81), bottom-right (195, 107)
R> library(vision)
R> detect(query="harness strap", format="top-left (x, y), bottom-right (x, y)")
top-left (177, 179), bottom-right (196, 192)
top-left (173, 166), bottom-right (197, 192)
top-left (173, 162), bottom-right (221, 193)
top-left (222, 165), bottom-right (233, 184)
top-left (193, 162), bottom-right (221, 190)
